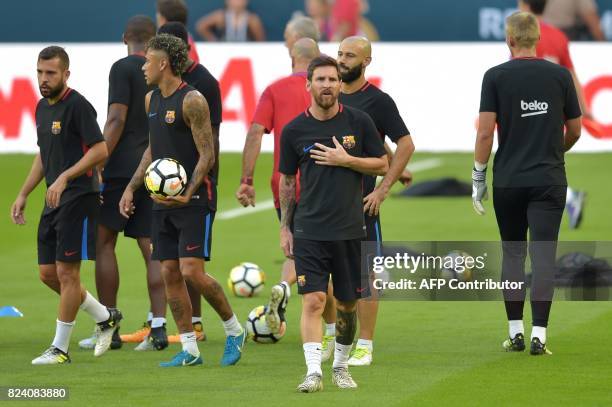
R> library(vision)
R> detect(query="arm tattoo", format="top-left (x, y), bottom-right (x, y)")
top-left (279, 175), bottom-right (296, 228)
top-left (183, 90), bottom-right (214, 196)
top-left (335, 309), bottom-right (357, 346)
top-left (127, 145), bottom-right (152, 191)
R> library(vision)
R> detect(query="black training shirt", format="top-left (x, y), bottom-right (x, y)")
top-left (279, 104), bottom-right (386, 241)
top-left (182, 62), bottom-right (222, 127)
top-left (36, 88), bottom-right (104, 211)
top-left (340, 81), bottom-right (409, 196)
top-left (182, 61), bottom-right (222, 200)
top-left (479, 58), bottom-right (581, 187)
top-left (104, 54), bottom-right (152, 179)
top-left (148, 83), bottom-right (214, 211)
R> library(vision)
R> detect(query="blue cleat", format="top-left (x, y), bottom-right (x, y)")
top-left (159, 350), bottom-right (203, 367)
top-left (221, 329), bottom-right (246, 366)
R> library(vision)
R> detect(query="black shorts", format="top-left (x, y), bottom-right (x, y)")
top-left (275, 207), bottom-right (295, 232)
top-left (99, 178), bottom-right (152, 238)
top-left (151, 206), bottom-right (215, 261)
top-left (364, 213), bottom-right (383, 256)
top-left (38, 194), bottom-right (98, 264)
top-left (293, 238), bottom-right (369, 302)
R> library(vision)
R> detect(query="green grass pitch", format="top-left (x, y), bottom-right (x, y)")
top-left (1, 152), bottom-right (611, 406)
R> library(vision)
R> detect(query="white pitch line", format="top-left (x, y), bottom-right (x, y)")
top-left (217, 199), bottom-right (276, 220)
top-left (407, 158), bottom-right (443, 172)
top-left (218, 158), bottom-right (443, 220)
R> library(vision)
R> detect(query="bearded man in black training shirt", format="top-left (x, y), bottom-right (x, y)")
top-left (279, 56), bottom-right (387, 392)
top-left (11, 46), bottom-right (122, 364)
top-left (473, 11), bottom-right (581, 356)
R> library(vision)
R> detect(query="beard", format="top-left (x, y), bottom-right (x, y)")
top-left (39, 82), bottom-right (64, 99)
top-left (339, 63), bottom-right (363, 84)
top-left (314, 91), bottom-right (337, 110)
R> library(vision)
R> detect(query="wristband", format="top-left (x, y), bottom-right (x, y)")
top-left (240, 177), bottom-right (253, 186)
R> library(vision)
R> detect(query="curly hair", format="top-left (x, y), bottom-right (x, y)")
top-left (146, 34), bottom-right (188, 76)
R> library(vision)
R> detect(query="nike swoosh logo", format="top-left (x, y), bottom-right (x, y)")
top-left (303, 144), bottom-right (316, 153)
top-left (64, 250), bottom-right (78, 256)
top-left (148, 112), bottom-right (157, 118)
top-left (186, 245), bottom-right (201, 251)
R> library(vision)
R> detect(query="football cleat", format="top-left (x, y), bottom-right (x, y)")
top-left (321, 335), bottom-right (335, 362)
top-left (159, 350), bottom-right (203, 367)
top-left (193, 321), bottom-right (207, 341)
top-left (32, 346), bottom-right (71, 365)
top-left (149, 325), bottom-right (168, 350)
top-left (266, 283), bottom-right (289, 334)
top-left (348, 346), bottom-right (373, 366)
top-left (94, 308), bottom-right (123, 357)
top-left (120, 322), bottom-right (150, 343)
top-left (78, 330), bottom-right (98, 350)
top-left (168, 322), bottom-right (206, 343)
top-left (134, 337), bottom-right (155, 351)
top-left (221, 328), bottom-right (246, 366)
top-left (530, 337), bottom-right (552, 355)
top-left (111, 328), bottom-right (122, 350)
top-left (297, 373), bottom-right (323, 393)
top-left (332, 367), bottom-right (358, 389)
top-left (502, 333), bottom-right (526, 352)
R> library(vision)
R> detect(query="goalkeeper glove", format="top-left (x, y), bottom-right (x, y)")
top-left (472, 164), bottom-right (488, 215)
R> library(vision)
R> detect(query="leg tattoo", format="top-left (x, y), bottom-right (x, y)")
top-left (336, 309), bottom-right (357, 346)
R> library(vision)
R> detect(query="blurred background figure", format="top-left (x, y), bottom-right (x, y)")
top-left (284, 16), bottom-right (320, 52)
top-left (330, 0), bottom-right (360, 41)
top-left (304, 0), bottom-right (333, 41)
top-left (196, 0), bottom-right (266, 42)
top-left (300, 0), bottom-right (378, 41)
top-left (357, 0), bottom-right (379, 41)
top-left (544, 0), bottom-right (605, 40)
top-left (156, 0), bottom-right (200, 62)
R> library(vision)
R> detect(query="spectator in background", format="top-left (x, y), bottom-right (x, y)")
top-left (156, 0), bottom-right (200, 63)
top-left (357, 0), bottom-right (379, 41)
top-left (305, 0), bottom-right (333, 41)
top-left (331, 0), bottom-right (360, 41)
top-left (543, 0), bottom-right (605, 40)
top-left (196, 0), bottom-right (265, 42)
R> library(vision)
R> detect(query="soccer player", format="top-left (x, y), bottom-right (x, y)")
top-left (76, 15), bottom-right (169, 353)
top-left (236, 18), bottom-right (338, 354)
top-left (472, 12), bottom-right (581, 355)
top-left (156, 0), bottom-right (200, 63)
top-left (518, 0), bottom-right (588, 228)
top-left (157, 21), bottom-right (223, 345)
top-left (10, 46), bottom-right (122, 364)
top-left (119, 34), bottom-right (245, 367)
top-left (337, 36), bottom-right (415, 366)
top-left (279, 56), bottom-right (388, 392)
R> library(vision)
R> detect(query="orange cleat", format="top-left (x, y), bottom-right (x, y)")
top-left (120, 322), bottom-right (151, 343)
top-left (167, 321), bottom-right (207, 343)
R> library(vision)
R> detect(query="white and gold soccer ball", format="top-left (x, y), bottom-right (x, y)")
top-left (227, 262), bottom-right (265, 297)
top-left (245, 305), bottom-right (286, 344)
top-left (144, 158), bottom-right (187, 197)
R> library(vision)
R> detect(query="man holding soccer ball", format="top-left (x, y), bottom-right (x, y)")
top-left (119, 34), bottom-right (245, 367)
